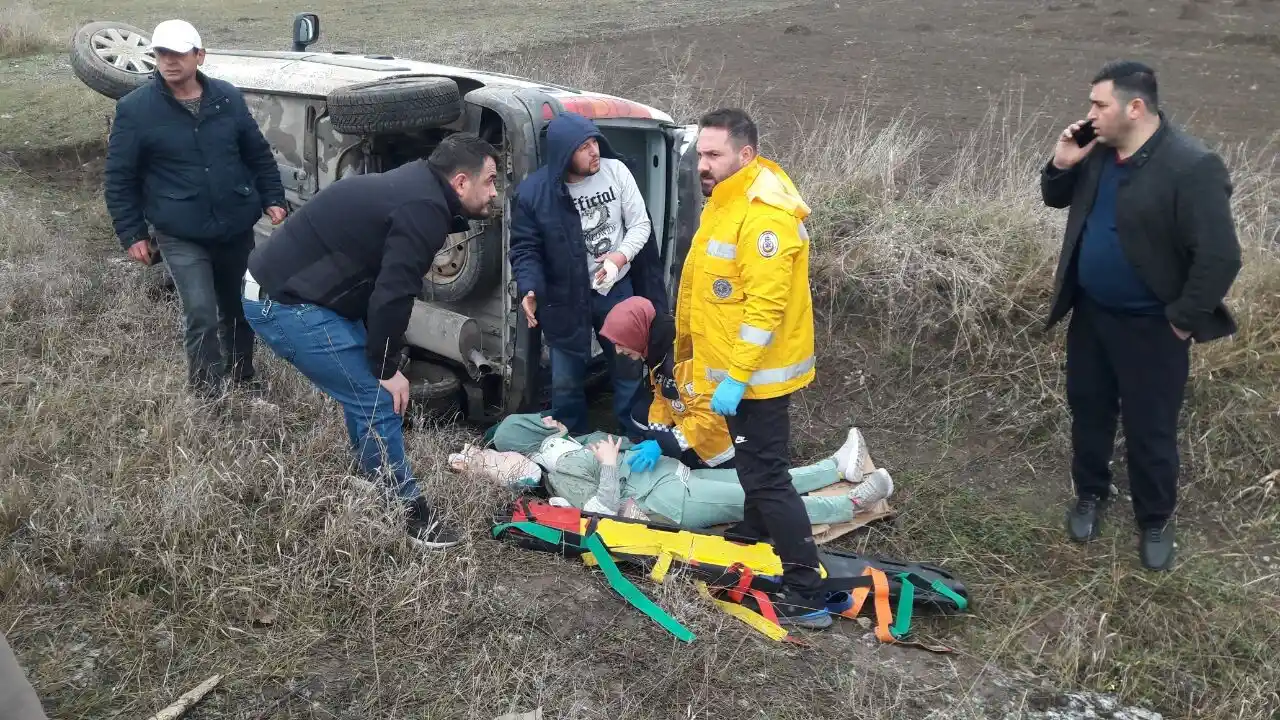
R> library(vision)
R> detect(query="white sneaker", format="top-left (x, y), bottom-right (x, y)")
top-left (849, 468), bottom-right (894, 511)
top-left (833, 427), bottom-right (868, 480)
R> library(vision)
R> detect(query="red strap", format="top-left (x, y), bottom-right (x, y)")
top-left (747, 589), bottom-right (780, 626)
top-left (724, 563), bottom-right (754, 603)
top-left (519, 499), bottom-right (584, 533)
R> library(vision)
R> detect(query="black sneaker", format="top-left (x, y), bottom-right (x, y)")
top-left (1139, 521), bottom-right (1176, 571)
top-left (404, 497), bottom-right (462, 549)
top-left (745, 588), bottom-right (832, 630)
top-left (1065, 492), bottom-right (1109, 543)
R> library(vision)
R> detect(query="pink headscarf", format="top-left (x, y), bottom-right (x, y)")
top-left (599, 296), bottom-right (656, 355)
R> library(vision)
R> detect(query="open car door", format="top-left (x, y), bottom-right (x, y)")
top-left (662, 123), bottom-right (702, 308)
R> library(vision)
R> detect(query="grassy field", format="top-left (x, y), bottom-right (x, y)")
top-left (2, 1), bottom-right (1279, 719)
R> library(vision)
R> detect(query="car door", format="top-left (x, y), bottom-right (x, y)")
top-left (662, 123), bottom-right (702, 307)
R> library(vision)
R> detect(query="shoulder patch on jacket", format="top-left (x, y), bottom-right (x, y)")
top-left (757, 230), bottom-right (779, 258)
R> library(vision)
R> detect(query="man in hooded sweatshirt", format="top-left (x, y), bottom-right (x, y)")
top-left (509, 112), bottom-right (667, 440)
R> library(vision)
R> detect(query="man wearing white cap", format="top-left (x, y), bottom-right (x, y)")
top-left (104, 19), bottom-right (287, 399)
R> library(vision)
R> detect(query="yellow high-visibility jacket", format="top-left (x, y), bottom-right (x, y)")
top-left (674, 156), bottom-right (815, 399)
top-left (646, 358), bottom-right (736, 467)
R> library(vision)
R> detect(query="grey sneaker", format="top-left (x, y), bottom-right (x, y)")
top-left (848, 468), bottom-right (894, 511)
top-left (1066, 493), bottom-right (1110, 543)
top-left (1139, 521), bottom-right (1176, 571)
top-left (744, 588), bottom-right (833, 630)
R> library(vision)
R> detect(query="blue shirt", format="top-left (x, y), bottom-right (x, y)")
top-left (1076, 151), bottom-right (1164, 314)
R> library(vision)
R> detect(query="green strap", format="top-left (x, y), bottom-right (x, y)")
top-left (492, 521), bottom-right (569, 544)
top-left (930, 579), bottom-right (968, 610)
top-left (492, 521), bottom-right (695, 643)
top-left (886, 573), bottom-right (969, 639)
top-left (890, 572), bottom-right (915, 638)
top-left (582, 532), bottom-right (695, 643)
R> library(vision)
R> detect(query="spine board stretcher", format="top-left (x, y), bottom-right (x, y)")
top-left (491, 497), bottom-right (970, 650)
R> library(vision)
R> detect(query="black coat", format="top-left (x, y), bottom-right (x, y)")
top-left (248, 160), bottom-right (471, 380)
top-left (1040, 114), bottom-right (1242, 343)
top-left (104, 71), bottom-right (285, 246)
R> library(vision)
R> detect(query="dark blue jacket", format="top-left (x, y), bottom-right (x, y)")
top-left (104, 71), bottom-right (285, 248)
top-left (508, 112), bottom-right (669, 355)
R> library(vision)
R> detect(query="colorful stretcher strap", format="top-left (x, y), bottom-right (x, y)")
top-left (492, 521), bottom-right (695, 643)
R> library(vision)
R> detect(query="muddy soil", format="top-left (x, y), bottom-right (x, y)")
top-left (526, 0), bottom-right (1280, 157)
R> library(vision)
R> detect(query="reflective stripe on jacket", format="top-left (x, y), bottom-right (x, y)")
top-left (674, 156), bottom-right (816, 399)
top-left (646, 359), bottom-right (735, 467)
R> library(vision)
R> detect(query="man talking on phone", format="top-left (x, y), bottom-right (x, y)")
top-left (1040, 60), bottom-right (1241, 571)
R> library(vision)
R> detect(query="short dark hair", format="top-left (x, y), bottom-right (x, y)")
top-left (1091, 59), bottom-right (1159, 113)
top-left (428, 132), bottom-right (499, 178)
top-left (699, 108), bottom-right (758, 150)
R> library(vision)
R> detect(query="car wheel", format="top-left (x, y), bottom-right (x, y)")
top-left (70, 21), bottom-right (156, 100)
top-left (420, 223), bottom-right (499, 303)
top-left (403, 360), bottom-right (463, 427)
top-left (326, 76), bottom-right (462, 135)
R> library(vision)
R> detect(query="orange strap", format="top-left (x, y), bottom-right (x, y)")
top-left (840, 566), bottom-right (897, 644)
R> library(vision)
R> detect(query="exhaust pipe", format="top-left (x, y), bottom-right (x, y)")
top-left (468, 348), bottom-right (496, 376)
top-left (403, 299), bottom-right (496, 379)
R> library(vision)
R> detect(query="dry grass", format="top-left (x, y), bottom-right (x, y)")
top-left (0, 2), bottom-right (53, 58)
top-left (773, 88), bottom-right (1280, 717)
top-left (1, 51), bottom-right (1279, 720)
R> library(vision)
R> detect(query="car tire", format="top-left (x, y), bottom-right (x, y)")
top-left (420, 224), bottom-right (500, 303)
top-left (403, 360), bottom-right (463, 427)
top-left (326, 76), bottom-right (463, 135)
top-left (70, 21), bottom-right (157, 101)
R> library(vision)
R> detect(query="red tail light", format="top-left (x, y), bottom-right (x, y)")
top-left (542, 96), bottom-right (654, 121)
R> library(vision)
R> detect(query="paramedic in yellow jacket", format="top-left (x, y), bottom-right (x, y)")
top-left (677, 108), bottom-right (829, 630)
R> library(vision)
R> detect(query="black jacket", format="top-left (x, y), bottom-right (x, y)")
top-left (508, 112), bottom-right (669, 356)
top-left (104, 71), bottom-right (285, 246)
top-left (248, 160), bottom-right (471, 379)
top-left (1040, 113), bottom-right (1242, 343)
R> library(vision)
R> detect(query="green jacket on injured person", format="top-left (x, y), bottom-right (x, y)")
top-left (481, 413), bottom-right (892, 529)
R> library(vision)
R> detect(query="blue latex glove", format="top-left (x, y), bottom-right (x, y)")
top-left (710, 377), bottom-right (747, 416)
top-left (627, 439), bottom-right (662, 472)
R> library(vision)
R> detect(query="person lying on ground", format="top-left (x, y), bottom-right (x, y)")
top-left (598, 295), bottom-right (737, 472)
top-left (450, 413), bottom-right (894, 530)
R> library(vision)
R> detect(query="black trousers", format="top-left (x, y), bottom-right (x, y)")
top-left (1066, 296), bottom-right (1190, 529)
top-left (725, 394), bottom-right (823, 597)
top-left (155, 229), bottom-right (257, 395)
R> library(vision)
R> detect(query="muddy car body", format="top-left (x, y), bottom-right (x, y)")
top-left (71, 14), bottom-right (701, 423)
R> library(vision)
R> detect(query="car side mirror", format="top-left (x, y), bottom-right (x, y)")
top-left (292, 12), bottom-right (320, 51)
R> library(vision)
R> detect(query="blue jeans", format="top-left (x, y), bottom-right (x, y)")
top-left (549, 275), bottom-right (645, 438)
top-left (242, 296), bottom-right (420, 502)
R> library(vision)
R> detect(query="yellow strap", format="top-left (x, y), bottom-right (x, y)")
top-left (650, 551), bottom-right (674, 583)
top-left (695, 581), bottom-right (788, 642)
top-left (581, 552), bottom-right (598, 567)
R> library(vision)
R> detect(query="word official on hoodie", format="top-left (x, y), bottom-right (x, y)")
top-left (565, 157), bottom-right (652, 285)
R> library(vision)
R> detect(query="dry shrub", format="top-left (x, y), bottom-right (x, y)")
top-left (776, 89), bottom-right (1280, 508)
top-left (0, 2), bottom-right (53, 59)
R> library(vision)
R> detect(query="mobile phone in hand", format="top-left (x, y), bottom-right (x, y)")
top-left (1072, 120), bottom-right (1097, 147)
top-left (147, 237), bottom-right (162, 264)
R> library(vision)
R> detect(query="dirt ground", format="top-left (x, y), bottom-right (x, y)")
top-left (522, 0), bottom-right (1280, 156)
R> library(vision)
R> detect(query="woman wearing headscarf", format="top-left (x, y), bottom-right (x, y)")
top-left (599, 296), bottom-right (735, 472)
